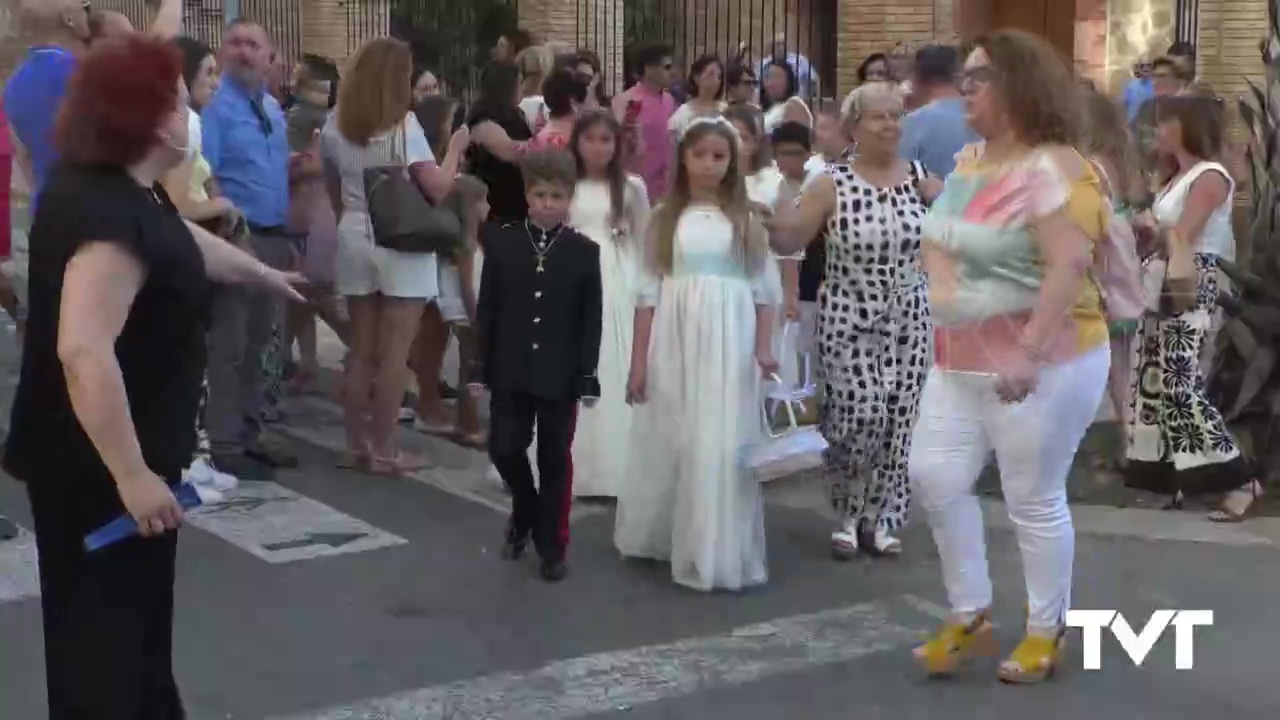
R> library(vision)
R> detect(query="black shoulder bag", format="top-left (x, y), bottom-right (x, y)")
top-left (362, 121), bottom-right (460, 253)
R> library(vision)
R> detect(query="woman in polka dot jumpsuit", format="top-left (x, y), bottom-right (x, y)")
top-left (771, 83), bottom-right (938, 558)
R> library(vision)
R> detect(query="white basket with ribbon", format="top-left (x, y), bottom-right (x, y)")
top-left (742, 373), bottom-right (828, 482)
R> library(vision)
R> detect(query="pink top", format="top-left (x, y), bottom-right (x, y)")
top-left (530, 125), bottom-right (571, 151)
top-left (613, 84), bottom-right (675, 201)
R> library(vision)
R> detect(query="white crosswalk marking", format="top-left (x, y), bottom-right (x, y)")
top-left (0, 525), bottom-right (40, 603)
top-left (278, 595), bottom-right (940, 720)
top-left (187, 481), bottom-right (407, 563)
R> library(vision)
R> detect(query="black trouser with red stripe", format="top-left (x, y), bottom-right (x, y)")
top-left (489, 393), bottom-right (578, 563)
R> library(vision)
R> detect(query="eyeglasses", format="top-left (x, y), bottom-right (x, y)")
top-left (961, 66), bottom-right (997, 89)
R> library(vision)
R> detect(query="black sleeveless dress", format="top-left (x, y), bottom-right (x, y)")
top-left (4, 163), bottom-right (210, 719)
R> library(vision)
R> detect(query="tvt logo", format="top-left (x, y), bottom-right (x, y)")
top-left (1066, 610), bottom-right (1214, 670)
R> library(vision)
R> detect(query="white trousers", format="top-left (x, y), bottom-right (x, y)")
top-left (908, 344), bottom-right (1109, 629)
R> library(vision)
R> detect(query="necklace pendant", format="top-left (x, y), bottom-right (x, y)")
top-left (536, 258), bottom-right (545, 273)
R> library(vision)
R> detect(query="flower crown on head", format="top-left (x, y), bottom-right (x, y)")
top-left (680, 114), bottom-right (741, 147)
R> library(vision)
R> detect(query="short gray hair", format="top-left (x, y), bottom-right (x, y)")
top-left (841, 81), bottom-right (904, 127)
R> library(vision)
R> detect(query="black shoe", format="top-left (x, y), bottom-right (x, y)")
top-left (501, 522), bottom-right (529, 560)
top-left (245, 437), bottom-right (298, 469)
top-left (0, 516), bottom-right (18, 541)
top-left (211, 452), bottom-right (275, 482)
top-left (439, 381), bottom-right (457, 401)
top-left (539, 558), bottom-right (568, 582)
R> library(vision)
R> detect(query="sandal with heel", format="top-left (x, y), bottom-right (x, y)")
top-left (1208, 480), bottom-right (1263, 523)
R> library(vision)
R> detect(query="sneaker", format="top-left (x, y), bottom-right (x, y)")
top-left (185, 457), bottom-right (239, 494)
top-left (190, 483), bottom-right (225, 505)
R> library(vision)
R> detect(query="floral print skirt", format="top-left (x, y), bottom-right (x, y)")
top-left (1124, 254), bottom-right (1249, 496)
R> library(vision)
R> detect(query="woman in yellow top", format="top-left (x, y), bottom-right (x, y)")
top-left (161, 37), bottom-right (245, 503)
top-left (907, 31), bottom-right (1111, 683)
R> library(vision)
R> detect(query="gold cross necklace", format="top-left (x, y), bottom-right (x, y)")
top-left (525, 221), bottom-right (563, 273)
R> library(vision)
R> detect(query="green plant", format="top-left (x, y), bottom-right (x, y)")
top-left (1211, 1), bottom-right (1280, 480)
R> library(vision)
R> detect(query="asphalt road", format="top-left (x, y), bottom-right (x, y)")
top-left (2, 323), bottom-right (1280, 720)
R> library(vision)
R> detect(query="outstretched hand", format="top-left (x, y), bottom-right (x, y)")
top-left (261, 268), bottom-right (308, 304)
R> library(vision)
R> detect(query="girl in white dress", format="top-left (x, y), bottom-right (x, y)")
top-left (616, 116), bottom-right (777, 592)
top-left (568, 111), bottom-right (651, 497)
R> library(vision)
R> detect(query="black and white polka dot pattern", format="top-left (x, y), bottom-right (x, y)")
top-left (818, 161), bottom-right (931, 533)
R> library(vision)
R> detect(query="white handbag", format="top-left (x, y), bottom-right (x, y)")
top-left (742, 373), bottom-right (828, 482)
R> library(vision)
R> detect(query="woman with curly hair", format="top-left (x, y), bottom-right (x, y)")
top-left (906, 30), bottom-right (1112, 683)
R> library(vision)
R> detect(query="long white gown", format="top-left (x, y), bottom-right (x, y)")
top-left (614, 206), bottom-right (770, 592)
top-left (567, 177), bottom-right (647, 497)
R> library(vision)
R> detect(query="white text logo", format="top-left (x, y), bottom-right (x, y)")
top-left (1065, 610), bottom-right (1213, 669)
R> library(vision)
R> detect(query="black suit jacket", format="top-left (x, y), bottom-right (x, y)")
top-left (473, 221), bottom-right (603, 402)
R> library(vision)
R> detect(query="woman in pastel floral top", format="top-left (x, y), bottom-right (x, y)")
top-left (907, 31), bottom-right (1112, 684)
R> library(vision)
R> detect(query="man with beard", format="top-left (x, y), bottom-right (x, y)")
top-left (201, 19), bottom-right (299, 480)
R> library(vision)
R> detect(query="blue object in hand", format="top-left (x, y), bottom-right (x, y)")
top-left (83, 482), bottom-right (203, 552)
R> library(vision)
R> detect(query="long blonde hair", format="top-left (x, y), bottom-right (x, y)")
top-left (336, 38), bottom-right (413, 145)
top-left (647, 119), bottom-right (767, 275)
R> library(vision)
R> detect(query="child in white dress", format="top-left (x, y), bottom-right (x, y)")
top-left (615, 116), bottom-right (777, 592)
top-left (568, 111), bottom-right (651, 497)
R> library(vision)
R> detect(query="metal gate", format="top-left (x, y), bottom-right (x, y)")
top-left (1174, 0), bottom-right (1199, 48)
top-left (241, 0), bottom-right (303, 66)
top-left (183, 0), bottom-right (225, 50)
top-left (581, 0), bottom-right (836, 101)
top-left (345, 0), bottom-right (519, 101)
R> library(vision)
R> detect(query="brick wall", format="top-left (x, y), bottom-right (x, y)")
top-left (838, 0), bottom-right (936, 97)
top-left (303, 0), bottom-right (360, 63)
top-left (1196, 0), bottom-right (1268, 100)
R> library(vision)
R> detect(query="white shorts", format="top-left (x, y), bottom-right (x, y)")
top-left (335, 212), bottom-right (439, 300)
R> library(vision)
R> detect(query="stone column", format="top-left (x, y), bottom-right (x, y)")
top-left (1105, 0), bottom-right (1176, 92)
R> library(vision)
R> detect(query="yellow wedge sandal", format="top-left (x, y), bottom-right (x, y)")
top-left (997, 626), bottom-right (1067, 684)
top-left (912, 610), bottom-right (999, 676)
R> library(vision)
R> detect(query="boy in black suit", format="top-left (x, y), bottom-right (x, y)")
top-left (469, 151), bottom-right (602, 582)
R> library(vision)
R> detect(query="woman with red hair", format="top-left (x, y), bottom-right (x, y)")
top-left (2, 34), bottom-right (303, 717)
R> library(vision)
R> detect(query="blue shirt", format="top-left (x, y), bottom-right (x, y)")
top-left (202, 78), bottom-right (290, 228)
top-left (3, 46), bottom-right (77, 198)
top-left (898, 97), bottom-right (978, 178)
top-left (1123, 78), bottom-right (1154, 122)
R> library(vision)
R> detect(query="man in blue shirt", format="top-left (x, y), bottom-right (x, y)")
top-left (202, 19), bottom-right (298, 479)
top-left (3, 0), bottom-right (91, 196)
top-left (1122, 59), bottom-right (1154, 122)
top-left (898, 45), bottom-right (977, 179)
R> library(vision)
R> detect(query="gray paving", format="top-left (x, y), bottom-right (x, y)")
top-left (1, 323), bottom-right (1279, 719)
